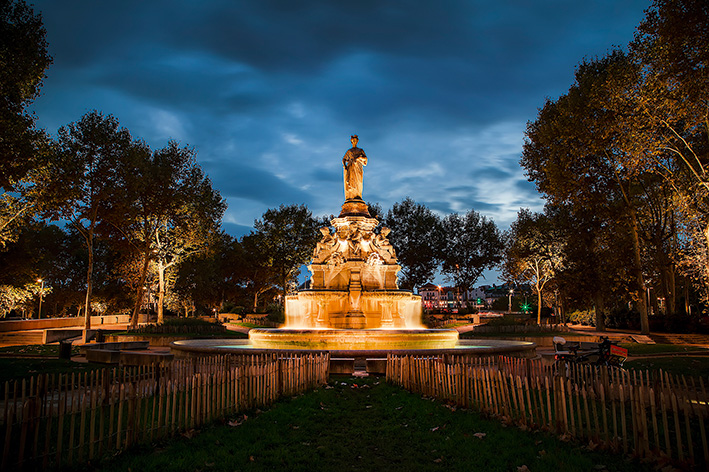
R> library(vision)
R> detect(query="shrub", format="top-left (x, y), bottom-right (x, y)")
top-left (221, 302), bottom-right (244, 315)
top-left (266, 303), bottom-right (285, 324)
top-left (129, 317), bottom-right (226, 334)
top-left (567, 309), bottom-right (595, 326)
top-left (649, 314), bottom-right (709, 334)
top-left (604, 307), bottom-right (640, 330)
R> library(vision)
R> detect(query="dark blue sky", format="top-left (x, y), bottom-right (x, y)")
top-left (30, 0), bottom-right (649, 282)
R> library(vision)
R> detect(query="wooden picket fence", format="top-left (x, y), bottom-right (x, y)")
top-left (1, 352), bottom-right (329, 471)
top-left (387, 354), bottom-right (709, 470)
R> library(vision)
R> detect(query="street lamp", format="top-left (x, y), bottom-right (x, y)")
top-left (508, 288), bottom-right (514, 314)
top-left (37, 278), bottom-right (44, 319)
top-left (437, 285), bottom-right (442, 309)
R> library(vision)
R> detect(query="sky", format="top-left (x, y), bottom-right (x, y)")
top-left (29, 0), bottom-right (650, 284)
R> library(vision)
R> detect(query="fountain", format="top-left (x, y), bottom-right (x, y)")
top-left (171, 136), bottom-right (534, 358)
top-left (248, 134), bottom-right (457, 350)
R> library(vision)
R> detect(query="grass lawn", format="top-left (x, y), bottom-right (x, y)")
top-left (0, 357), bottom-right (105, 384)
top-left (0, 343), bottom-right (79, 356)
top-left (83, 377), bottom-right (652, 472)
top-left (460, 331), bottom-right (588, 339)
top-left (110, 330), bottom-right (248, 339)
top-left (228, 322), bottom-right (263, 329)
top-left (619, 342), bottom-right (709, 356)
top-left (625, 356), bottom-right (709, 377)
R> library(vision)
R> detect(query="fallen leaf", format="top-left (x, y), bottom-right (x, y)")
top-left (181, 429), bottom-right (198, 439)
top-left (431, 426), bottom-right (439, 432)
top-left (433, 458), bottom-right (443, 463)
top-left (473, 432), bottom-right (486, 439)
top-left (249, 456), bottom-right (255, 462)
top-left (517, 466), bottom-right (530, 472)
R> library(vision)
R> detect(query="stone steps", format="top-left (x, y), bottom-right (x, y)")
top-left (649, 333), bottom-right (709, 345)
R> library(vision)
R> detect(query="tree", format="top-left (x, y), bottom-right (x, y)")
top-left (522, 51), bottom-right (654, 333)
top-left (384, 198), bottom-right (443, 290)
top-left (253, 204), bottom-right (319, 300)
top-left (238, 232), bottom-right (279, 311)
top-left (109, 140), bottom-right (226, 325)
top-left (0, 0), bottom-right (52, 189)
top-left (171, 232), bottom-right (243, 316)
top-left (0, 0), bottom-right (53, 248)
top-left (47, 111), bottom-right (134, 333)
top-left (440, 210), bottom-right (503, 304)
top-left (626, 0), bottom-right (709, 303)
top-left (503, 208), bottom-right (564, 325)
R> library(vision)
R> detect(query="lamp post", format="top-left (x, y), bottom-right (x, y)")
top-left (37, 278), bottom-right (44, 319)
top-left (508, 288), bottom-right (514, 314)
top-left (437, 285), bottom-right (442, 310)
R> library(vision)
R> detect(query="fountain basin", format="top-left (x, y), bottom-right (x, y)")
top-left (249, 328), bottom-right (458, 350)
top-left (170, 336), bottom-right (537, 359)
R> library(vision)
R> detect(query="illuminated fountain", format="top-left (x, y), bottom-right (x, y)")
top-left (247, 135), bottom-right (458, 350)
top-left (172, 136), bottom-right (533, 357)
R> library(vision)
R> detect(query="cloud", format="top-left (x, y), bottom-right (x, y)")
top-left (31, 0), bottom-right (650, 283)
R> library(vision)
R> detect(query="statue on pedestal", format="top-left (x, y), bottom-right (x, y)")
top-left (342, 135), bottom-right (367, 200)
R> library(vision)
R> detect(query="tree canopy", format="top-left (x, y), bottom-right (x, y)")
top-left (384, 198), bottom-right (444, 290)
top-left (440, 210), bottom-right (503, 298)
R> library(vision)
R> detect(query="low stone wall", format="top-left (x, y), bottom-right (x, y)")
top-left (0, 315), bottom-right (130, 332)
top-left (468, 324), bottom-right (570, 334)
top-left (106, 334), bottom-right (196, 347)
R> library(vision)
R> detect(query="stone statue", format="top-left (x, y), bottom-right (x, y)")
top-left (313, 227), bottom-right (335, 260)
top-left (342, 135), bottom-right (367, 200)
top-left (373, 226), bottom-right (397, 262)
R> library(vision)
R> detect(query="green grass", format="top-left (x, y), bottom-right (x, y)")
top-left (0, 343), bottom-right (80, 356)
top-left (110, 330), bottom-right (248, 339)
top-left (460, 331), bottom-right (588, 339)
top-left (0, 358), bottom-right (105, 384)
top-left (83, 377), bottom-right (651, 472)
top-left (625, 356), bottom-right (709, 377)
top-left (228, 321), bottom-right (262, 328)
top-left (619, 342), bottom-right (709, 356)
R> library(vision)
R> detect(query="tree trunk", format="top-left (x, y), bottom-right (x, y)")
top-left (157, 260), bottom-right (165, 324)
top-left (628, 208), bottom-right (649, 334)
top-left (659, 262), bottom-right (676, 316)
top-left (253, 291), bottom-right (259, 312)
top-left (130, 251), bottom-right (151, 327)
top-left (593, 292), bottom-right (606, 332)
top-left (536, 284), bottom-right (543, 325)
top-left (83, 230), bottom-right (94, 332)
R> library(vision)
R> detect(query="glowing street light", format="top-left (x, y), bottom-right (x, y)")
top-left (508, 288), bottom-right (514, 314)
top-left (37, 278), bottom-right (44, 319)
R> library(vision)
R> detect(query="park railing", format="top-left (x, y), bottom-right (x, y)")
top-left (1, 352), bottom-right (330, 471)
top-left (387, 354), bottom-right (708, 470)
